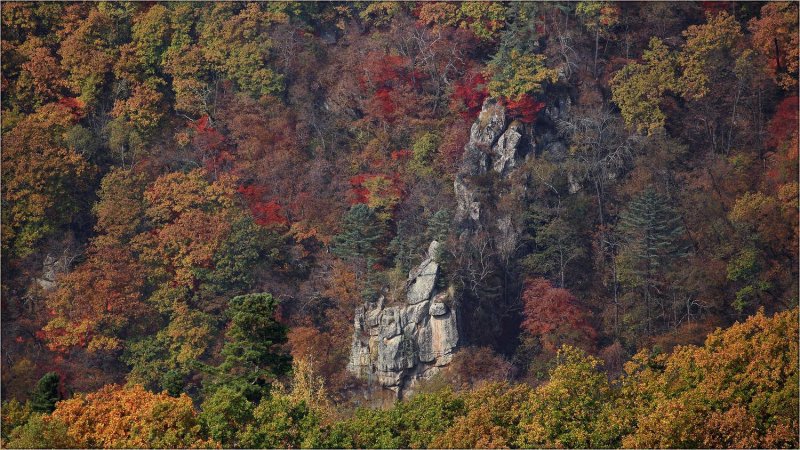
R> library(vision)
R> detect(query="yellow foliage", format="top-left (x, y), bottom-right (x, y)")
top-left (487, 50), bottom-right (559, 102)
top-left (679, 12), bottom-right (742, 100)
top-left (52, 384), bottom-right (216, 448)
top-left (610, 38), bottom-right (678, 134)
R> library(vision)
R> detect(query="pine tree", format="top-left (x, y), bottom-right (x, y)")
top-left (617, 188), bottom-right (688, 336)
top-left (332, 204), bottom-right (385, 277)
top-left (426, 209), bottom-right (451, 244)
top-left (213, 293), bottom-right (291, 402)
top-left (29, 372), bottom-right (61, 413)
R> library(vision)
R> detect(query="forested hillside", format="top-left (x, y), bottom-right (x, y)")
top-left (1, 1), bottom-right (798, 448)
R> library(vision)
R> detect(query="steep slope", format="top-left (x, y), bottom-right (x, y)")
top-left (347, 95), bottom-right (572, 397)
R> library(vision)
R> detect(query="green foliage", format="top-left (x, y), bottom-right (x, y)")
top-left (457, 1), bottom-right (507, 41)
top-left (426, 209), bottom-right (452, 247)
top-left (1, 400), bottom-right (32, 443)
top-left (518, 346), bottom-right (610, 448)
top-left (522, 201), bottom-right (588, 288)
top-left (200, 216), bottom-right (283, 296)
top-left (197, 3), bottom-right (287, 99)
top-left (617, 187), bottom-right (689, 335)
top-left (29, 372), bottom-right (60, 413)
top-left (311, 387), bottom-right (466, 449)
top-left (618, 187), bottom-right (688, 282)
top-left (6, 311), bottom-right (799, 448)
top-left (123, 303), bottom-right (215, 393)
top-left (5, 414), bottom-right (76, 449)
top-left (495, 2), bottom-right (544, 55)
top-left (239, 394), bottom-right (320, 448)
top-left (611, 12), bottom-right (745, 134)
top-left (576, 2), bottom-right (620, 33)
top-left (212, 293), bottom-right (291, 401)
top-left (332, 204), bottom-right (386, 281)
top-left (199, 386), bottom-right (254, 447)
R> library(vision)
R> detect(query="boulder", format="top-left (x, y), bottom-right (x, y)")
top-left (406, 241), bottom-right (440, 304)
top-left (492, 120), bottom-right (523, 174)
top-left (470, 98), bottom-right (507, 150)
top-left (429, 301), bottom-right (447, 316)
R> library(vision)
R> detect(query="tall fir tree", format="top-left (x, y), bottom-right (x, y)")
top-left (29, 372), bottom-right (61, 413)
top-left (617, 187), bottom-right (689, 337)
top-left (211, 293), bottom-right (291, 402)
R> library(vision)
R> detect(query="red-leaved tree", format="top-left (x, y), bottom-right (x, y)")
top-left (521, 277), bottom-right (597, 356)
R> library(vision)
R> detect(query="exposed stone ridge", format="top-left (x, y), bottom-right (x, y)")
top-left (347, 241), bottom-right (458, 397)
top-left (454, 96), bottom-right (571, 226)
top-left (347, 96), bottom-right (570, 399)
top-left (454, 98), bottom-right (524, 226)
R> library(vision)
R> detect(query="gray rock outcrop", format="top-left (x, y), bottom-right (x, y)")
top-left (35, 250), bottom-right (77, 291)
top-left (347, 241), bottom-right (458, 396)
top-left (492, 120), bottom-right (524, 175)
top-left (347, 95), bottom-right (572, 399)
top-left (454, 99), bottom-right (511, 225)
top-left (454, 96), bottom-right (571, 227)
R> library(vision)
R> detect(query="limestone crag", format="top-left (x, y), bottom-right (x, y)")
top-left (347, 241), bottom-right (458, 396)
top-left (492, 120), bottom-right (524, 175)
top-left (347, 96), bottom-right (571, 399)
top-left (454, 96), bottom-right (571, 226)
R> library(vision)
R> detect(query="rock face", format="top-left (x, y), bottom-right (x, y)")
top-left (454, 96), bottom-right (571, 227)
top-left (35, 251), bottom-right (75, 291)
top-left (347, 241), bottom-right (458, 396)
top-left (492, 121), bottom-right (524, 175)
top-left (347, 96), bottom-right (571, 399)
top-left (453, 99), bottom-right (532, 227)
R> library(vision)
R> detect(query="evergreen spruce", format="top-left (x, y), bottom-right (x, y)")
top-left (332, 204), bottom-right (384, 271)
top-left (29, 372), bottom-right (60, 413)
top-left (617, 187), bottom-right (689, 335)
top-left (213, 293), bottom-right (291, 402)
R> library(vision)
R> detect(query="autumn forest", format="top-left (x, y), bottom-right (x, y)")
top-left (1, 1), bottom-right (798, 448)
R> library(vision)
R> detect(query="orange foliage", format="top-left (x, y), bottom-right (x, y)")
top-left (52, 384), bottom-right (216, 448)
top-left (749, 2), bottom-right (799, 90)
top-left (20, 45), bottom-right (68, 101)
top-left (138, 169), bottom-right (238, 287)
top-left (1, 101), bottom-right (94, 256)
top-left (431, 382), bottom-right (532, 449)
top-left (43, 245), bottom-right (150, 353)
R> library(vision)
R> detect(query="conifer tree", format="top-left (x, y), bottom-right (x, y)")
top-left (332, 204), bottom-right (386, 291)
top-left (29, 372), bottom-right (61, 413)
top-left (212, 293), bottom-right (291, 402)
top-left (617, 187), bottom-right (688, 335)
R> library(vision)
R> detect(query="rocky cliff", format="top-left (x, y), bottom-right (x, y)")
top-left (347, 96), bottom-right (570, 398)
top-left (347, 240), bottom-right (458, 397)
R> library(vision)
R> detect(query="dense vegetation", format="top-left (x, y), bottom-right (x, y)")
top-left (1, 1), bottom-right (797, 448)
top-left (3, 309), bottom-right (798, 448)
